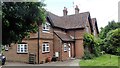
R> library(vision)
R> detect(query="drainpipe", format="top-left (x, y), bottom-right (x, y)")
top-left (37, 22), bottom-right (40, 64)
top-left (60, 41), bottom-right (62, 61)
top-left (74, 30), bottom-right (76, 58)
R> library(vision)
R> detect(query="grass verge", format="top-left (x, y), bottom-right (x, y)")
top-left (80, 54), bottom-right (119, 66)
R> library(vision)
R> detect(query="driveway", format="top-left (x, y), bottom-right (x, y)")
top-left (2, 59), bottom-right (80, 66)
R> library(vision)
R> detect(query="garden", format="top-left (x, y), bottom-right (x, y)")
top-left (80, 21), bottom-right (120, 67)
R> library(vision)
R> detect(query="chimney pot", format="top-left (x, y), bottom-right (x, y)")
top-left (63, 7), bottom-right (68, 16)
top-left (75, 5), bottom-right (79, 14)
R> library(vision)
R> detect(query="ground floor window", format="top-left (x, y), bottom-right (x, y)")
top-left (42, 42), bottom-right (50, 53)
top-left (17, 43), bottom-right (28, 53)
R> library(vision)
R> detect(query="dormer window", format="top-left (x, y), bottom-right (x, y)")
top-left (42, 22), bottom-right (50, 32)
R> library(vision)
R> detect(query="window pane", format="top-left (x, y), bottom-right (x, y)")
top-left (24, 49), bottom-right (27, 52)
top-left (64, 43), bottom-right (67, 51)
top-left (24, 45), bottom-right (27, 49)
top-left (17, 45), bottom-right (20, 52)
top-left (21, 47), bottom-right (23, 52)
top-left (43, 45), bottom-right (45, 51)
top-left (46, 47), bottom-right (49, 51)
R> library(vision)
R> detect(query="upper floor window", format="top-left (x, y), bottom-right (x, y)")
top-left (17, 44), bottom-right (28, 53)
top-left (42, 22), bottom-right (50, 32)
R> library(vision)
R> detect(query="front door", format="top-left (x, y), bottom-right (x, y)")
top-left (68, 43), bottom-right (71, 58)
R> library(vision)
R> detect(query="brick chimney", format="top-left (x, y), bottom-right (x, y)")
top-left (63, 7), bottom-right (68, 16)
top-left (75, 5), bottom-right (79, 14)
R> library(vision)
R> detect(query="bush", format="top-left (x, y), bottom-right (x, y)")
top-left (103, 28), bottom-right (120, 55)
top-left (83, 48), bottom-right (93, 60)
top-left (83, 33), bottom-right (101, 59)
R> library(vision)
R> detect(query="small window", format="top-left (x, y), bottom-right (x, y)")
top-left (17, 44), bottom-right (28, 53)
top-left (64, 43), bottom-right (67, 52)
top-left (42, 22), bottom-right (50, 32)
top-left (42, 43), bottom-right (50, 53)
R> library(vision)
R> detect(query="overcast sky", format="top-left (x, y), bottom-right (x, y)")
top-left (44, 0), bottom-right (120, 30)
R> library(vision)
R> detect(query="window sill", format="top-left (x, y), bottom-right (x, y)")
top-left (64, 50), bottom-right (67, 52)
top-left (17, 52), bottom-right (28, 54)
top-left (42, 31), bottom-right (50, 33)
top-left (42, 52), bottom-right (50, 54)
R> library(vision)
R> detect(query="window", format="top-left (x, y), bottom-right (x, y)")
top-left (64, 43), bottom-right (67, 51)
top-left (17, 44), bottom-right (28, 53)
top-left (42, 22), bottom-right (50, 32)
top-left (42, 43), bottom-right (50, 53)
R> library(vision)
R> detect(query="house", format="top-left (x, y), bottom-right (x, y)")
top-left (4, 6), bottom-right (99, 64)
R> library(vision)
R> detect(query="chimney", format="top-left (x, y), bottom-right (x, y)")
top-left (75, 5), bottom-right (79, 14)
top-left (63, 7), bottom-right (68, 16)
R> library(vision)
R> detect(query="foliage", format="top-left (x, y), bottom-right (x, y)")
top-left (83, 33), bottom-right (101, 59)
top-left (99, 21), bottom-right (120, 39)
top-left (103, 28), bottom-right (120, 55)
top-left (2, 2), bottom-right (46, 45)
top-left (99, 20), bottom-right (120, 55)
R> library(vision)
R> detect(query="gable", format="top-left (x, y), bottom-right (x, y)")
top-left (91, 18), bottom-right (99, 34)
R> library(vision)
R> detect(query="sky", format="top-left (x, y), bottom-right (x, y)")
top-left (44, 0), bottom-right (120, 30)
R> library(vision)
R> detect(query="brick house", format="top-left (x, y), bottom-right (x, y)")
top-left (4, 6), bottom-right (99, 63)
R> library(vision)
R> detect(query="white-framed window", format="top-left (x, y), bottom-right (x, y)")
top-left (17, 44), bottom-right (28, 53)
top-left (42, 42), bottom-right (50, 53)
top-left (42, 22), bottom-right (50, 32)
top-left (64, 43), bottom-right (67, 52)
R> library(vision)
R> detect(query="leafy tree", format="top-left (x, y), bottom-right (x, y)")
top-left (99, 21), bottom-right (120, 39)
top-left (2, 2), bottom-right (46, 45)
top-left (103, 28), bottom-right (120, 55)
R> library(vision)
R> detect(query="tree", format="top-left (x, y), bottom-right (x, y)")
top-left (2, 2), bottom-right (46, 45)
top-left (103, 28), bottom-right (120, 55)
top-left (99, 21), bottom-right (120, 55)
top-left (99, 21), bottom-right (120, 39)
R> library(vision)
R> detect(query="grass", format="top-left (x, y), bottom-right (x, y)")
top-left (80, 54), bottom-right (119, 66)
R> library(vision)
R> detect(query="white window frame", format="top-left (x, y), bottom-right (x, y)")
top-left (42, 22), bottom-right (50, 32)
top-left (42, 43), bottom-right (50, 53)
top-left (17, 44), bottom-right (28, 53)
top-left (64, 43), bottom-right (67, 52)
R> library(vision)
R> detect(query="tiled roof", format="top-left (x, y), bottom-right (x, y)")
top-left (47, 11), bottom-right (90, 29)
top-left (54, 31), bottom-right (74, 42)
top-left (91, 18), bottom-right (99, 33)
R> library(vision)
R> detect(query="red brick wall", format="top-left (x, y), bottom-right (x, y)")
top-left (67, 29), bottom-right (85, 58)
top-left (75, 40), bottom-right (84, 58)
top-left (5, 24), bottom-right (54, 63)
top-left (53, 33), bottom-right (74, 61)
top-left (39, 39), bottom-right (53, 63)
top-left (53, 33), bottom-right (62, 61)
top-left (4, 39), bottom-right (37, 63)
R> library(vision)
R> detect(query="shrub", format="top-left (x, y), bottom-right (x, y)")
top-left (83, 33), bottom-right (101, 59)
top-left (104, 28), bottom-right (120, 55)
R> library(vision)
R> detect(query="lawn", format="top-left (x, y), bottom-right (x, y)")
top-left (80, 54), bottom-right (119, 66)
